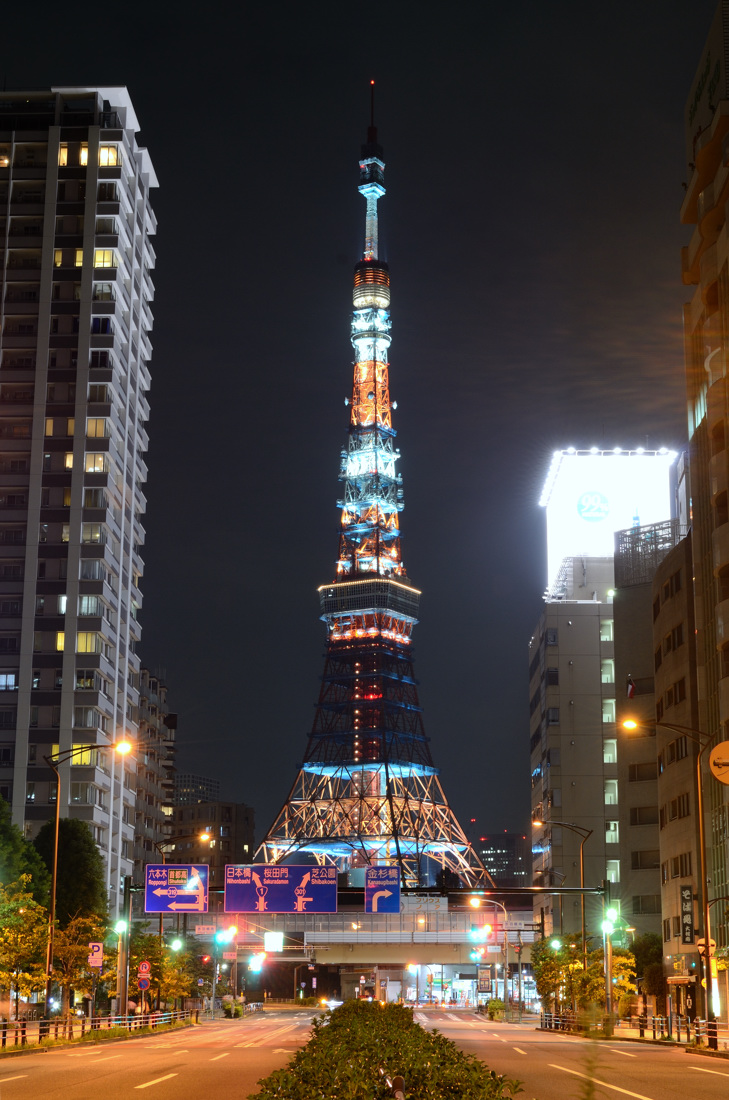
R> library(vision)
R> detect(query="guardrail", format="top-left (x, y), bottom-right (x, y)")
top-left (540, 1011), bottom-right (723, 1048)
top-left (0, 1008), bottom-right (192, 1049)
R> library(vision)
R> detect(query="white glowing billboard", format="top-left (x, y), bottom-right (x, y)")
top-left (540, 449), bottom-right (677, 588)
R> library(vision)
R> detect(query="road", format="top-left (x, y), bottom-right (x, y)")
top-left (414, 1009), bottom-right (729, 1100)
top-left (0, 1009), bottom-right (317, 1098)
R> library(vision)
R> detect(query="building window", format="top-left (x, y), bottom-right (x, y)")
top-left (601, 660), bottom-right (614, 684)
top-left (602, 699), bottom-right (616, 724)
top-left (84, 453), bottom-right (108, 474)
top-left (74, 249), bottom-right (84, 268)
top-left (79, 145), bottom-right (88, 166)
top-left (632, 895), bottom-right (661, 914)
top-left (25, 783), bottom-right (35, 803)
top-left (661, 861), bottom-right (669, 884)
top-left (546, 708), bottom-right (559, 725)
top-left (93, 249), bottom-right (117, 268)
top-left (654, 645), bottom-right (662, 671)
top-left (605, 820), bottom-right (619, 844)
top-left (604, 779), bottom-right (618, 805)
top-left (98, 145), bottom-right (120, 167)
top-left (629, 761), bottom-right (658, 782)
top-left (81, 524), bottom-right (105, 545)
top-left (629, 805), bottom-right (659, 826)
top-left (0, 674), bottom-right (17, 692)
top-left (55, 631), bottom-right (65, 651)
top-left (546, 628), bottom-right (558, 646)
top-left (631, 850), bottom-right (660, 870)
top-left (606, 859), bottom-right (620, 883)
top-left (600, 619), bottom-right (613, 642)
top-left (663, 918), bottom-right (671, 942)
top-left (76, 632), bottom-right (102, 654)
top-left (546, 668), bottom-right (559, 686)
top-left (603, 739), bottom-right (617, 764)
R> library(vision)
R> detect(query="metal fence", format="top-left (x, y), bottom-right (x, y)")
top-left (0, 1008), bottom-right (193, 1049)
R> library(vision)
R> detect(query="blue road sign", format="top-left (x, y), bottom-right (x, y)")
top-left (365, 866), bottom-right (401, 913)
top-left (138, 976), bottom-right (151, 991)
top-left (144, 864), bottom-right (209, 914)
top-left (224, 864), bottom-right (337, 913)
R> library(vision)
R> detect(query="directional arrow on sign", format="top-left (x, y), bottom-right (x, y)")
top-left (370, 889), bottom-right (392, 912)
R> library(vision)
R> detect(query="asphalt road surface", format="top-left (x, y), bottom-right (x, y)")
top-left (0, 1009), bottom-right (317, 1098)
top-left (414, 1009), bottom-right (729, 1100)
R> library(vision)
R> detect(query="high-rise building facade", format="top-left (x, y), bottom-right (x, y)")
top-left (133, 669), bottom-right (176, 881)
top-left (680, 0), bottom-right (729, 960)
top-left (0, 87), bottom-right (157, 913)
top-left (529, 449), bottom-right (676, 938)
top-left (173, 773), bottom-right (221, 806)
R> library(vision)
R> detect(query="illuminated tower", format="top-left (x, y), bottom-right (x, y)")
top-left (259, 94), bottom-right (486, 888)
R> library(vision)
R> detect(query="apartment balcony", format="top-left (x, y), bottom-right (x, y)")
top-left (717, 599), bottom-right (729, 646)
top-left (710, 452), bottom-right (728, 502)
top-left (719, 675), bottom-right (729, 722)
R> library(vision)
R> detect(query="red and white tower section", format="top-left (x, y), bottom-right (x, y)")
top-left (258, 102), bottom-right (486, 888)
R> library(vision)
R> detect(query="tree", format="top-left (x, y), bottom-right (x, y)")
top-left (630, 932), bottom-right (665, 1013)
top-left (577, 946), bottom-right (636, 1010)
top-left (0, 877), bottom-right (47, 1016)
top-left (33, 818), bottom-right (107, 926)
top-left (53, 915), bottom-right (115, 1014)
top-left (0, 798), bottom-right (50, 907)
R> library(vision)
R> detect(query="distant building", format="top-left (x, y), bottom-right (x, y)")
top-left (132, 669), bottom-right (176, 881)
top-left (473, 833), bottom-right (529, 888)
top-left (173, 773), bottom-right (220, 806)
top-left (170, 800), bottom-right (255, 907)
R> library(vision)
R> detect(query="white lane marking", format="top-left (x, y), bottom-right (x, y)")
top-left (609, 1049), bottom-right (637, 1057)
top-left (0, 1077), bottom-right (28, 1084)
top-left (135, 1073), bottom-right (179, 1090)
top-left (210, 1053), bottom-right (230, 1061)
top-left (89, 1055), bottom-right (124, 1063)
top-left (549, 1064), bottom-right (655, 1100)
top-left (513, 1047), bottom-right (527, 1054)
top-left (235, 1023), bottom-right (297, 1048)
top-left (446, 1013), bottom-right (461, 1021)
top-left (68, 1049), bottom-right (110, 1056)
top-left (689, 1066), bottom-right (729, 1078)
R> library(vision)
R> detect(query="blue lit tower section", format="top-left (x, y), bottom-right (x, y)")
top-left (258, 101), bottom-right (486, 888)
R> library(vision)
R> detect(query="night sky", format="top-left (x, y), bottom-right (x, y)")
top-left (1, 2), bottom-right (717, 843)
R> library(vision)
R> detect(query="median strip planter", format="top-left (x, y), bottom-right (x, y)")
top-left (250, 1001), bottom-right (524, 1099)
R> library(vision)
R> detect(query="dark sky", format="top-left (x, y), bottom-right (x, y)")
top-left (2, 1), bottom-right (717, 842)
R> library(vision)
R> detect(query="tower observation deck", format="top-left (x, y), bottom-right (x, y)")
top-left (258, 93), bottom-right (487, 888)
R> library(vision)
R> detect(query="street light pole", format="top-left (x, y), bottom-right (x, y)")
top-left (43, 739), bottom-right (132, 1009)
top-left (623, 718), bottom-right (718, 1041)
top-left (532, 818), bottom-right (593, 973)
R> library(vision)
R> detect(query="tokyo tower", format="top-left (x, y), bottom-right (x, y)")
top-left (258, 92), bottom-right (487, 888)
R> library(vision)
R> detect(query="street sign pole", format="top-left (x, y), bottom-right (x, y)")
top-left (117, 875), bottom-right (132, 1015)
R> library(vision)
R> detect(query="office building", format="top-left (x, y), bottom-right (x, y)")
top-left (529, 449), bottom-right (675, 938)
top-left (170, 800), bottom-right (255, 907)
top-left (173, 773), bottom-right (220, 806)
top-left (133, 669), bottom-right (176, 881)
top-left (0, 87), bottom-right (157, 913)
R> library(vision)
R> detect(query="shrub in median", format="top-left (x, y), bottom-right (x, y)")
top-left (251, 1000), bottom-right (524, 1099)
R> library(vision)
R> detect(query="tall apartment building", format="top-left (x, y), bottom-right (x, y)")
top-left (680, 0), bottom-right (729, 957)
top-left (529, 449), bottom-right (675, 940)
top-left (133, 669), bottom-right (176, 882)
top-left (0, 87), bottom-right (157, 914)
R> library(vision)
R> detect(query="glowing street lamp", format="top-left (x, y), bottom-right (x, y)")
top-left (43, 739), bottom-right (133, 1010)
top-left (623, 717), bottom-right (722, 1045)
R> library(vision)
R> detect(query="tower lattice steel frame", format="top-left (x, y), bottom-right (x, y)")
top-left (258, 96), bottom-right (487, 888)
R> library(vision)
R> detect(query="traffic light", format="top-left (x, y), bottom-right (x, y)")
top-left (248, 951), bottom-right (266, 973)
top-left (215, 925), bottom-right (238, 945)
top-left (468, 923), bottom-right (493, 944)
top-left (169, 938), bottom-right (183, 952)
top-left (201, 954), bottom-right (211, 964)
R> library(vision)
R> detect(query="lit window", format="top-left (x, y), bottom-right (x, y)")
top-left (75, 249), bottom-right (84, 268)
top-left (602, 699), bottom-right (616, 724)
top-left (79, 595), bottom-right (102, 616)
top-left (600, 619), bottom-right (614, 642)
top-left (605, 820), bottom-right (619, 844)
top-left (26, 783), bottom-right (35, 803)
top-left (66, 418), bottom-right (75, 436)
top-left (58, 145), bottom-right (68, 167)
top-left (606, 860), bottom-right (620, 883)
top-left (45, 418), bottom-right (53, 437)
top-left (0, 674), bottom-right (17, 691)
top-left (604, 779), bottom-right (618, 805)
top-left (53, 249), bottom-right (62, 268)
top-left (84, 453), bottom-right (108, 474)
top-left (93, 249), bottom-right (117, 269)
top-left (64, 453), bottom-right (73, 470)
top-left (86, 418), bottom-right (107, 438)
top-left (603, 739), bottom-right (617, 764)
top-left (61, 523), bottom-right (70, 542)
top-left (58, 595), bottom-right (67, 615)
top-left (56, 631), bottom-right (65, 651)
top-left (601, 660), bottom-right (614, 684)
top-left (98, 145), bottom-right (119, 167)
top-left (79, 145), bottom-right (88, 167)
top-left (81, 524), bottom-right (105, 544)
top-left (76, 632), bottom-right (102, 654)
